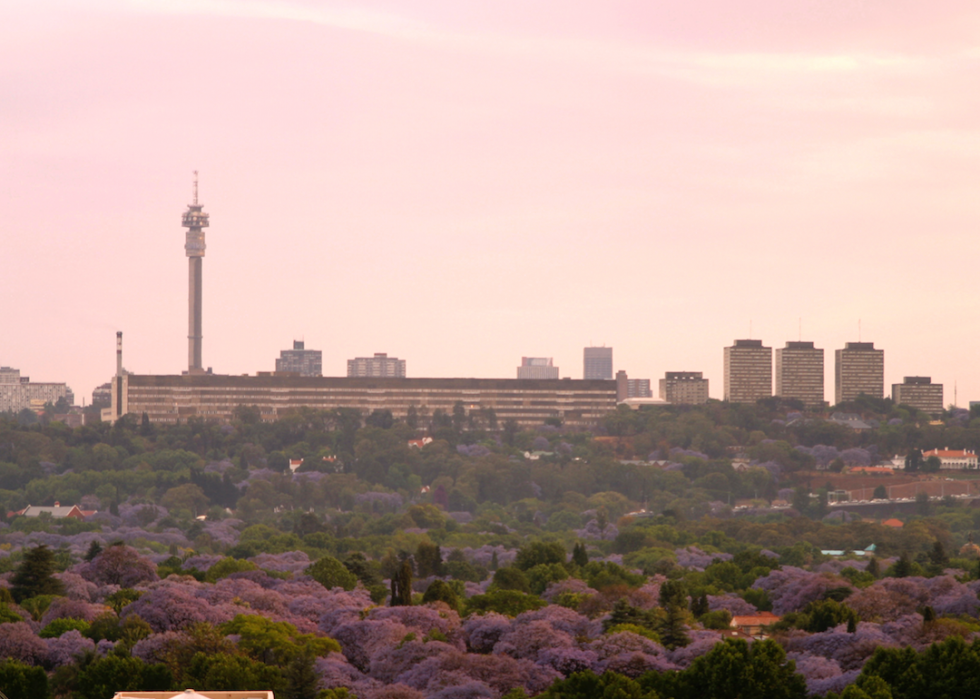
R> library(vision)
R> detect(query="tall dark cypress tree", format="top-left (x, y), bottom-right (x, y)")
top-left (658, 580), bottom-right (690, 650)
top-left (390, 560), bottom-right (414, 606)
top-left (284, 648), bottom-right (319, 699)
top-left (11, 544), bottom-right (65, 603)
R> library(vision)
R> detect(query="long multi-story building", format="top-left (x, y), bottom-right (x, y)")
top-left (104, 374), bottom-right (616, 428)
top-left (347, 353), bottom-right (406, 378)
top-left (920, 448), bottom-right (977, 470)
top-left (583, 347), bottom-right (613, 380)
top-left (517, 357), bottom-right (559, 380)
top-left (892, 376), bottom-right (943, 416)
top-left (0, 367), bottom-right (72, 413)
top-left (724, 340), bottom-right (772, 403)
top-left (775, 341), bottom-right (824, 406)
top-left (276, 341), bottom-right (322, 377)
top-left (659, 371), bottom-right (710, 404)
top-left (835, 342), bottom-right (884, 404)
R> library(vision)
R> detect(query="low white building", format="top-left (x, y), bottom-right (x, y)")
top-left (922, 448), bottom-right (978, 470)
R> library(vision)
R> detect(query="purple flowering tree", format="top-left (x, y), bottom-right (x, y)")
top-left (78, 545), bottom-right (159, 587)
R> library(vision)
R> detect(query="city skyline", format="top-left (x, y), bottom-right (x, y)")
top-left (2, 1), bottom-right (979, 406)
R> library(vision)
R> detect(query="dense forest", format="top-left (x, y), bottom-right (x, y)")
top-left (2, 398), bottom-right (980, 699)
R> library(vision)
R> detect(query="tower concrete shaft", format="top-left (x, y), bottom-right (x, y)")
top-left (182, 172), bottom-right (209, 373)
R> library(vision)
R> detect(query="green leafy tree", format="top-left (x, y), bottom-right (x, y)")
top-left (0, 659), bottom-right (50, 699)
top-left (105, 588), bottom-right (143, 614)
top-left (858, 637), bottom-right (980, 699)
top-left (526, 563), bottom-right (569, 595)
top-left (220, 614), bottom-right (340, 665)
top-left (306, 555), bottom-right (358, 591)
top-left (572, 542), bottom-right (589, 567)
top-left (184, 652), bottom-right (285, 694)
top-left (604, 599), bottom-right (663, 635)
top-left (341, 552), bottom-right (382, 587)
top-left (72, 655), bottom-right (174, 699)
top-left (205, 556), bottom-right (260, 583)
top-left (491, 567), bottom-right (531, 593)
top-left (838, 675), bottom-right (894, 699)
top-left (464, 590), bottom-right (547, 617)
top-left (10, 544), bottom-right (65, 602)
top-left (800, 599), bottom-right (858, 633)
top-left (421, 580), bottom-right (460, 611)
top-left (40, 617), bottom-right (91, 638)
top-left (415, 542), bottom-right (444, 578)
top-left (648, 638), bottom-right (806, 699)
top-left (539, 670), bottom-right (655, 699)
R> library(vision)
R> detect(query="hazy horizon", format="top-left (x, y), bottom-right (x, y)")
top-left (3, 1), bottom-right (979, 406)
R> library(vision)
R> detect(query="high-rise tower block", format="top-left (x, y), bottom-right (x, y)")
top-left (182, 172), bottom-right (210, 373)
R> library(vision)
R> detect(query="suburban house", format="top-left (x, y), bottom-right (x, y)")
top-left (7, 502), bottom-right (95, 520)
top-left (727, 611), bottom-right (781, 638)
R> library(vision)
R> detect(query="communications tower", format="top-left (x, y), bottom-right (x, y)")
top-left (182, 172), bottom-right (210, 373)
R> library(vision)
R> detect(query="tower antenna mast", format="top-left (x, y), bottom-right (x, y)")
top-left (182, 171), bottom-right (210, 374)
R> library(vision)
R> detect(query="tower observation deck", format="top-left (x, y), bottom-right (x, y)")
top-left (182, 172), bottom-right (209, 373)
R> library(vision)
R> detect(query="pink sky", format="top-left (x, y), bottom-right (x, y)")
top-left (2, 0), bottom-right (979, 406)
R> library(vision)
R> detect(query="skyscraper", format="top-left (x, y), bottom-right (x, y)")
top-left (835, 342), bottom-right (884, 404)
top-left (276, 341), bottom-right (322, 377)
top-left (517, 357), bottom-right (559, 380)
top-left (775, 341), bottom-right (824, 406)
top-left (724, 339), bottom-right (772, 403)
top-left (583, 347), bottom-right (613, 380)
top-left (182, 173), bottom-right (210, 374)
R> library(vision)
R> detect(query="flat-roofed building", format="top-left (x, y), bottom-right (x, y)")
top-left (583, 347), bottom-right (613, 380)
top-left (616, 371), bottom-right (652, 400)
top-left (627, 378), bottom-right (652, 399)
top-left (0, 366), bottom-right (71, 413)
top-left (276, 340), bottom-right (322, 377)
top-left (517, 357), bottom-right (559, 380)
top-left (835, 342), bottom-right (884, 404)
top-left (106, 374), bottom-right (616, 429)
top-left (775, 341), bottom-right (824, 406)
top-left (659, 371), bottom-right (710, 404)
top-left (347, 352), bottom-right (406, 378)
top-left (892, 376), bottom-right (943, 416)
top-left (724, 340), bottom-right (772, 403)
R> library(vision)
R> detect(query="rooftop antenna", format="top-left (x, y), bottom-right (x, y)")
top-left (192, 170), bottom-right (199, 206)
